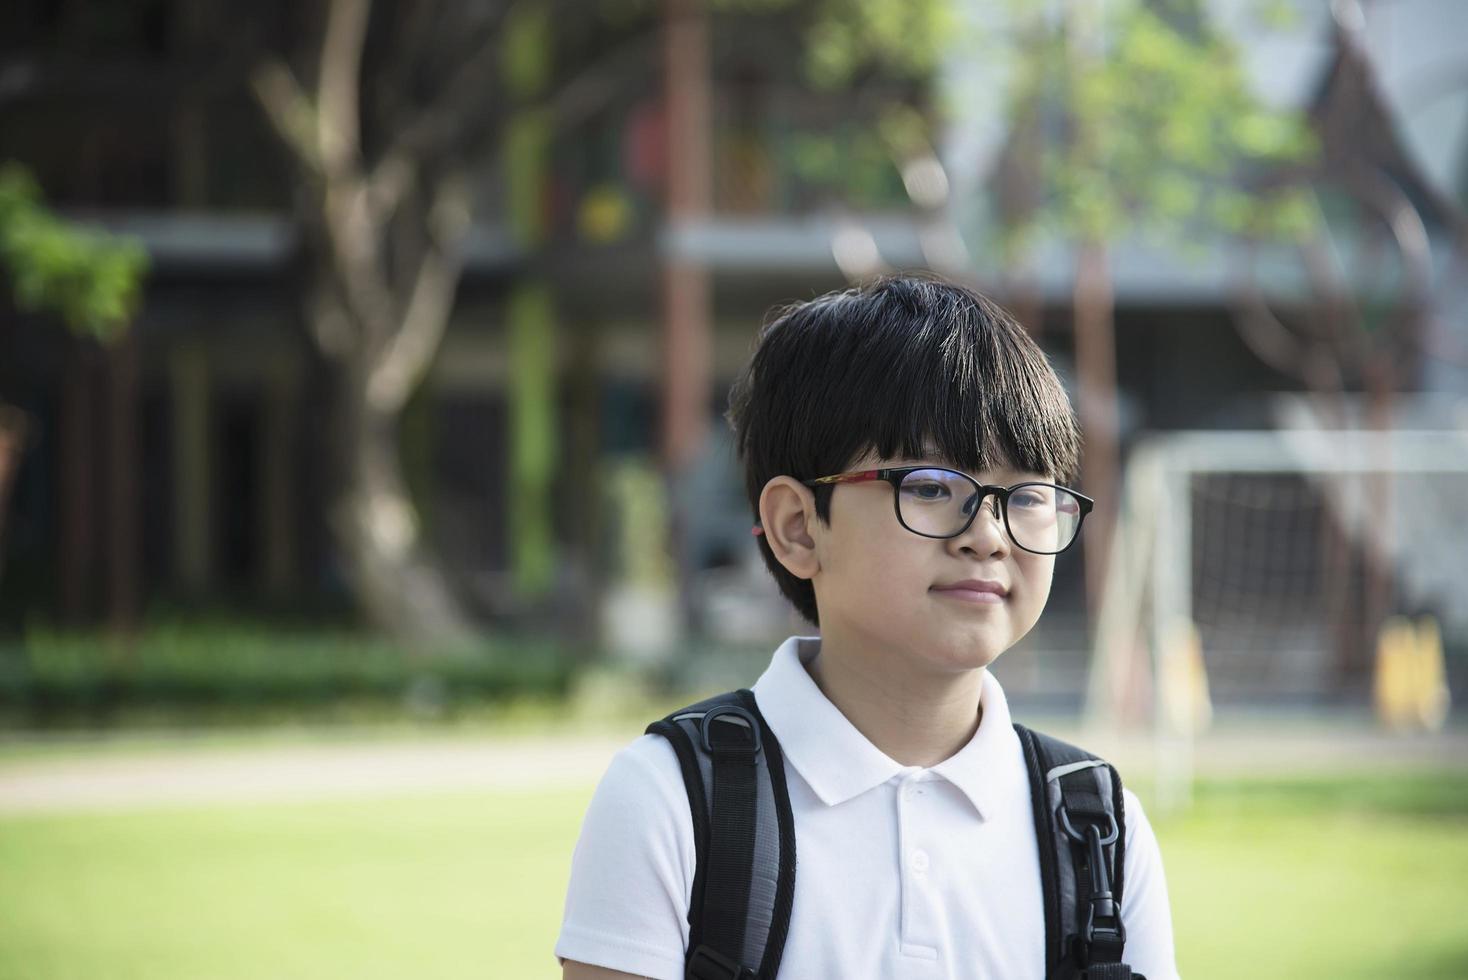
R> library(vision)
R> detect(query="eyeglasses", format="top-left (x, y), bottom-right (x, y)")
top-left (803, 466), bottom-right (1093, 555)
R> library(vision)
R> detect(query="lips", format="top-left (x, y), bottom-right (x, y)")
top-left (932, 579), bottom-right (1009, 597)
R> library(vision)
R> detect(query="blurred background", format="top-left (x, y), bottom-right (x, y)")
top-left (1, 0), bottom-right (1466, 977)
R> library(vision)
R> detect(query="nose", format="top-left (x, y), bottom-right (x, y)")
top-left (952, 491), bottom-right (1009, 556)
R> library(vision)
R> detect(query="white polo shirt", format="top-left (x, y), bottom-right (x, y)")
top-left (556, 636), bottom-right (1179, 979)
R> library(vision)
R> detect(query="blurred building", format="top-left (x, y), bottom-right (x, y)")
top-left (0, 1), bottom-right (922, 637)
top-left (1, 1), bottom-right (1465, 704)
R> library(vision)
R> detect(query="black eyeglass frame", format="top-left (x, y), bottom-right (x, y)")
top-left (801, 466), bottom-right (1095, 555)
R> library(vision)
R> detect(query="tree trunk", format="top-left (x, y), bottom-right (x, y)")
top-left (246, 0), bottom-right (483, 647)
top-left (326, 353), bottom-right (474, 651)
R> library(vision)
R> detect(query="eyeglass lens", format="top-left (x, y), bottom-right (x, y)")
top-left (896, 469), bottom-right (1082, 553)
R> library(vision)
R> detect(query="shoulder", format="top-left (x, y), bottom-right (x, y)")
top-left (1119, 786), bottom-right (1155, 850)
top-left (576, 733), bottom-right (696, 859)
top-left (556, 734), bottom-right (699, 979)
top-left (1118, 784), bottom-right (1163, 876)
top-left (1114, 787), bottom-right (1180, 978)
top-left (597, 733), bottom-right (689, 807)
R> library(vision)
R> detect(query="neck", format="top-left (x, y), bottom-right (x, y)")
top-left (804, 628), bottom-right (984, 768)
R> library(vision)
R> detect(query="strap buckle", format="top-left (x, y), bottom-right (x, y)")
top-left (1059, 807), bottom-right (1126, 959)
top-left (686, 944), bottom-right (757, 980)
top-left (700, 703), bottom-right (762, 756)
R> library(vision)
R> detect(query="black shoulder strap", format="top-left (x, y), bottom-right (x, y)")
top-left (647, 702), bottom-right (1135, 980)
top-left (647, 690), bottom-right (796, 980)
top-left (1015, 723), bottom-right (1142, 980)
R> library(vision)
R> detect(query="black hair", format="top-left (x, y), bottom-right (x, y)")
top-left (726, 272), bottom-right (1082, 626)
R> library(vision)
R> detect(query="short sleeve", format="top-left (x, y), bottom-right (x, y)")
top-left (1119, 788), bottom-right (1180, 980)
top-left (554, 734), bottom-right (696, 979)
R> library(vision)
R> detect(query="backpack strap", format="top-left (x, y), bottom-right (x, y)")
top-left (1014, 723), bottom-right (1143, 980)
top-left (647, 699), bottom-right (1135, 979)
top-left (647, 690), bottom-right (796, 980)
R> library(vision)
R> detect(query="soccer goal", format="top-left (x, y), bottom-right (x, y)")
top-left (1085, 422), bottom-right (1468, 811)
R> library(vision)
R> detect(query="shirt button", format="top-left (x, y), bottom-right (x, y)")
top-left (911, 849), bottom-right (930, 873)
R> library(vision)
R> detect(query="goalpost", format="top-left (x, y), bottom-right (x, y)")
top-left (1085, 425), bottom-right (1468, 812)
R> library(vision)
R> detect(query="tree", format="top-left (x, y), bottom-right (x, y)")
top-left (241, 0), bottom-right (1314, 647)
top-left (1007, 0), bottom-right (1314, 614)
top-left (795, 0), bottom-right (1315, 615)
top-left (246, 0), bottom-right (621, 646)
top-left (241, 0), bottom-right (960, 646)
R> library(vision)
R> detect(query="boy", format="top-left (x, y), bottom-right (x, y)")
top-left (556, 274), bottom-right (1178, 979)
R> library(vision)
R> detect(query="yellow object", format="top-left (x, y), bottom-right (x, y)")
top-left (577, 185), bottom-right (633, 244)
top-left (1374, 615), bottom-right (1452, 732)
top-left (1374, 616), bottom-right (1412, 730)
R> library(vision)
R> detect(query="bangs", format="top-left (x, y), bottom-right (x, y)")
top-left (853, 307), bottom-right (1079, 482)
top-left (757, 277), bottom-right (1080, 487)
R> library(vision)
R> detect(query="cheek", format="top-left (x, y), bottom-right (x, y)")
top-left (832, 536), bottom-right (912, 597)
top-left (820, 530), bottom-right (925, 617)
top-left (1029, 556), bottom-right (1056, 588)
top-left (821, 494), bottom-right (914, 582)
top-left (1014, 559), bottom-right (1055, 616)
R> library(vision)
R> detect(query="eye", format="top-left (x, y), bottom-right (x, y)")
top-left (902, 480), bottom-right (951, 501)
top-left (1011, 488), bottom-right (1052, 509)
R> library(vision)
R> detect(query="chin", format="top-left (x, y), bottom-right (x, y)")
top-left (925, 637), bottom-right (1004, 673)
top-left (961, 648), bottom-right (1003, 672)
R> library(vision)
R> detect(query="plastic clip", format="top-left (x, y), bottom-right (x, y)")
top-left (699, 703), bottom-right (762, 757)
top-left (1059, 807), bottom-right (1125, 951)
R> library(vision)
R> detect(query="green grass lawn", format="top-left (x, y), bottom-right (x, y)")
top-left (0, 787), bottom-right (592, 980)
top-left (1163, 775), bottom-right (1468, 979)
top-left (1, 773), bottom-right (1465, 979)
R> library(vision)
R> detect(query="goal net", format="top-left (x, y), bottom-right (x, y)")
top-left (1086, 422), bottom-right (1468, 809)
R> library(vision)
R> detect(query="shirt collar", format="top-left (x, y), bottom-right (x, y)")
top-left (751, 636), bottom-right (1021, 819)
top-left (928, 665), bottom-right (1019, 820)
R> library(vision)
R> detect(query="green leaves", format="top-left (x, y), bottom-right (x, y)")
top-left (0, 164), bottom-right (148, 343)
top-left (789, 113), bottom-right (909, 209)
top-left (805, 0), bottom-right (962, 89)
top-left (1003, 1), bottom-right (1318, 247)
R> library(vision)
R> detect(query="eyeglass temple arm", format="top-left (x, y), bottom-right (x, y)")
top-left (770, 470), bottom-right (885, 535)
top-left (805, 469), bottom-right (883, 486)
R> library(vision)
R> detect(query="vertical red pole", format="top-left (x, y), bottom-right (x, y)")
top-left (661, 0), bottom-right (714, 631)
top-left (661, 0), bottom-right (713, 473)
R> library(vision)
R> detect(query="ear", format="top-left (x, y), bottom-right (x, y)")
top-left (758, 476), bottom-right (820, 580)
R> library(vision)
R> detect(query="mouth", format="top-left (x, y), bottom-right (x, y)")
top-left (930, 580), bottom-right (1008, 605)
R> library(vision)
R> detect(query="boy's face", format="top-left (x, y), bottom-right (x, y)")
top-left (807, 450), bottom-right (1057, 676)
